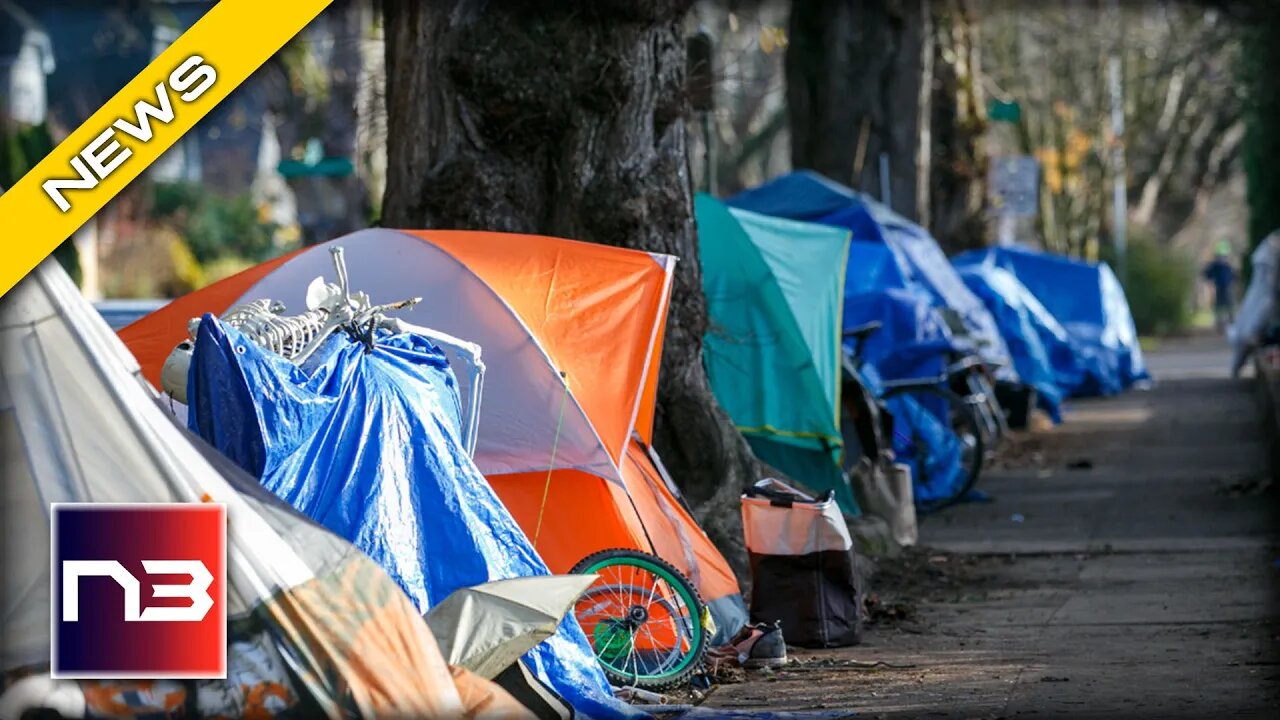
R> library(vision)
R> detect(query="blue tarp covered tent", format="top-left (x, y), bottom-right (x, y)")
top-left (842, 283), bottom-right (960, 382)
top-left (840, 238), bottom-right (978, 381)
top-left (954, 246), bottom-right (1150, 396)
top-left (838, 254), bottom-right (971, 504)
top-left (953, 262), bottom-right (1074, 422)
top-left (727, 171), bottom-right (1014, 377)
top-left (186, 317), bottom-right (637, 720)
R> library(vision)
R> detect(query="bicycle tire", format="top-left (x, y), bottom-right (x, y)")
top-left (973, 375), bottom-right (1008, 449)
top-left (570, 549), bottom-right (708, 690)
top-left (882, 384), bottom-right (984, 508)
top-left (950, 372), bottom-right (1005, 452)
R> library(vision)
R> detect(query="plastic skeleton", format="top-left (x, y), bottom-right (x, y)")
top-left (161, 246), bottom-right (487, 457)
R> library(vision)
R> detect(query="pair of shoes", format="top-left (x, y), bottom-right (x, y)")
top-left (706, 621), bottom-right (787, 669)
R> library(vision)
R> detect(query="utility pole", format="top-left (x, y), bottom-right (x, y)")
top-left (1108, 0), bottom-right (1127, 277)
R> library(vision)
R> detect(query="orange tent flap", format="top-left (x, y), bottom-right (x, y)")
top-left (119, 250), bottom-right (301, 387)
top-left (634, 278), bottom-right (671, 444)
top-left (486, 469), bottom-right (650, 573)
top-left (413, 230), bottom-right (669, 468)
top-left (620, 442), bottom-right (741, 603)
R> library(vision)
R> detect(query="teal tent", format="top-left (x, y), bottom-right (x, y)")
top-left (696, 194), bottom-right (857, 513)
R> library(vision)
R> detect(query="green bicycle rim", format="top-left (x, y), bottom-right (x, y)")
top-left (579, 555), bottom-right (704, 682)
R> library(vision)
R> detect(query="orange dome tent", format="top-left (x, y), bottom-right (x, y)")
top-left (119, 228), bottom-right (748, 640)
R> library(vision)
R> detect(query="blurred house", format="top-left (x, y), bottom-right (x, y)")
top-left (0, 0), bottom-right (54, 125)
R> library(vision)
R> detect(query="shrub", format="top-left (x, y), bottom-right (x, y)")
top-left (150, 182), bottom-right (279, 265)
top-left (1107, 230), bottom-right (1195, 336)
top-left (1, 123), bottom-right (80, 284)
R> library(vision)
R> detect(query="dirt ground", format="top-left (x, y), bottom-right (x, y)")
top-left (702, 336), bottom-right (1280, 718)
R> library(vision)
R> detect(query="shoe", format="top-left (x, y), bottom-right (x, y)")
top-left (708, 621), bottom-right (787, 669)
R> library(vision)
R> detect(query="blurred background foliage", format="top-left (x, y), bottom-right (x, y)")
top-left (0, 122), bottom-right (80, 284)
top-left (5, 0), bottom-right (1277, 337)
top-left (1104, 229), bottom-right (1195, 336)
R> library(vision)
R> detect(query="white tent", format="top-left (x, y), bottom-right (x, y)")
top-left (1231, 231), bottom-right (1280, 377)
top-left (0, 261), bottom-right (479, 718)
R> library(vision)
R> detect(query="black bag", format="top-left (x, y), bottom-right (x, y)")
top-left (493, 658), bottom-right (573, 720)
top-left (741, 481), bottom-right (863, 648)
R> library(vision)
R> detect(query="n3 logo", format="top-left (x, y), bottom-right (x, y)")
top-left (51, 503), bottom-right (227, 679)
top-left (62, 560), bottom-right (214, 623)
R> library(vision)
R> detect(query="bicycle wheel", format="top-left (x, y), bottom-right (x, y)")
top-left (882, 384), bottom-right (984, 508)
top-left (968, 372), bottom-right (1008, 450)
top-left (948, 370), bottom-right (1004, 452)
top-left (570, 549), bottom-right (707, 690)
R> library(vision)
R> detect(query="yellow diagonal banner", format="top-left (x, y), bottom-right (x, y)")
top-left (0, 0), bottom-right (333, 298)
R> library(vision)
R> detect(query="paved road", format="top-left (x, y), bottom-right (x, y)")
top-left (705, 337), bottom-right (1279, 718)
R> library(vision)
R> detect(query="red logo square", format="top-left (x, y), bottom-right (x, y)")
top-left (51, 503), bottom-right (227, 679)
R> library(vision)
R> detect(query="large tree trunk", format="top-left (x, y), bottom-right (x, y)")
top-left (786, 0), bottom-right (933, 224)
top-left (1241, 3), bottom-right (1280, 253)
top-left (928, 0), bottom-right (988, 253)
top-left (380, 0), bottom-right (764, 581)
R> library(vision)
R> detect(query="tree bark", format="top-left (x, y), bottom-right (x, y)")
top-left (1240, 3), bottom-right (1280, 253)
top-left (928, 0), bottom-right (988, 253)
top-left (380, 0), bottom-right (764, 581)
top-left (786, 0), bottom-right (933, 224)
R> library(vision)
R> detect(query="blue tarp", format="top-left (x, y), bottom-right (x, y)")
top-left (842, 285), bottom-right (959, 382)
top-left (186, 316), bottom-right (637, 720)
top-left (853, 360), bottom-right (966, 505)
top-left (842, 236), bottom-right (909, 297)
top-left (728, 171), bottom-right (1015, 378)
top-left (953, 263), bottom-right (1071, 422)
top-left (954, 247), bottom-right (1150, 396)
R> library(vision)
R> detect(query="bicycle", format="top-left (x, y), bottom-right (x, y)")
top-left (840, 321), bottom-right (987, 509)
top-left (570, 549), bottom-right (709, 690)
top-left (934, 308), bottom-right (1009, 451)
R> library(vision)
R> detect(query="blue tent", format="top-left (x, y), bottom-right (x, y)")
top-left (186, 317), bottom-right (638, 720)
top-left (826, 249), bottom-right (974, 504)
top-left (953, 262), bottom-right (1074, 422)
top-left (954, 246), bottom-right (1150, 396)
top-left (728, 171), bottom-right (1014, 377)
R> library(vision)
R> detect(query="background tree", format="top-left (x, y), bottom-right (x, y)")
top-left (1239, 2), bottom-right (1280, 253)
top-left (262, 0), bottom-right (373, 246)
top-left (982, 3), bottom-right (1241, 259)
top-left (928, 0), bottom-right (987, 253)
top-left (0, 121), bottom-right (79, 282)
top-left (686, 0), bottom-right (791, 195)
top-left (379, 0), bottom-right (766, 578)
top-left (786, 0), bottom-right (934, 224)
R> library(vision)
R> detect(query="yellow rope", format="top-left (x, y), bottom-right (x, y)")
top-left (532, 371), bottom-right (569, 549)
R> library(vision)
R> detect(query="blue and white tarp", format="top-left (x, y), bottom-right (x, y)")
top-left (953, 262), bottom-right (1076, 422)
top-left (853, 360), bottom-right (966, 505)
top-left (842, 285), bottom-right (959, 382)
top-left (186, 316), bottom-right (637, 719)
top-left (954, 246), bottom-right (1150, 397)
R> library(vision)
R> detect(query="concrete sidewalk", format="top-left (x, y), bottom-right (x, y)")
top-left (704, 337), bottom-right (1280, 718)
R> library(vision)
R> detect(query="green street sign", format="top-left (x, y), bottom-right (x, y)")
top-left (277, 157), bottom-right (354, 179)
top-left (988, 99), bottom-right (1021, 124)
